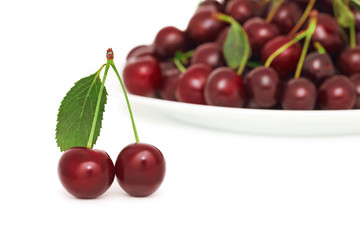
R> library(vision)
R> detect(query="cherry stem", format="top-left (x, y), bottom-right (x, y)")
top-left (173, 50), bottom-right (194, 73)
top-left (111, 62), bottom-right (140, 143)
top-left (266, 0), bottom-right (284, 23)
top-left (314, 41), bottom-right (327, 54)
top-left (294, 10), bottom-right (318, 79)
top-left (289, 0), bottom-right (317, 36)
top-left (265, 31), bottom-right (307, 68)
top-left (350, 17), bottom-right (357, 48)
top-left (86, 63), bottom-right (108, 149)
top-left (174, 57), bottom-right (186, 73)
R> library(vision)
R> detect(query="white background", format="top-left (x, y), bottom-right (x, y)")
top-left (1, 0), bottom-right (360, 239)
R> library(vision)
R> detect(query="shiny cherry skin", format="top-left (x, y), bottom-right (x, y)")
top-left (318, 75), bottom-right (356, 110)
top-left (159, 68), bottom-right (181, 101)
top-left (199, 0), bottom-right (223, 12)
top-left (282, 78), bottom-right (317, 110)
top-left (154, 26), bottom-right (187, 59)
top-left (205, 67), bottom-right (247, 107)
top-left (225, 0), bottom-right (261, 24)
top-left (262, 36), bottom-right (302, 76)
top-left (245, 66), bottom-right (280, 108)
top-left (310, 13), bottom-right (344, 55)
top-left (186, 8), bottom-right (226, 44)
top-left (244, 17), bottom-right (280, 57)
top-left (302, 52), bottom-right (335, 86)
top-left (175, 63), bottom-right (212, 104)
top-left (191, 42), bottom-right (225, 69)
top-left (338, 48), bottom-right (360, 76)
top-left (350, 74), bottom-right (360, 109)
top-left (58, 147), bottom-right (115, 199)
top-left (123, 56), bottom-right (161, 97)
top-left (126, 45), bottom-right (155, 62)
top-left (216, 26), bottom-right (230, 47)
top-left (115, 143), bottom-right (166, 197)
top-left (271, 2), bottom-right (302, 34)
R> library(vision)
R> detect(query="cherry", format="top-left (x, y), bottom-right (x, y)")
top-left (338, 48), bottom-right (360, 76)
top-left (225, 0), bottom-right (261, 24)
top-left (175, 63), bottom-right (212, 105)
top-left (191, 42), bottom-right (226, 69)
top-left (302, 52), bottom-right (335, 86)
top-left (271, 2), bottom-right (302, 34)
top-left (350, 74), bottom-right (360, 109)
top-left (186, 8), bottom-right (226, 44)
top-left (115, 143), bottom-right (166, 197)
top-left (243, 17), bottom-right (280, 57)
top-left (159, 68), bottom-right (181, 101)
top-left (245, 66), bottom-right (280, 108)
top-left (160, 61), bottom-right (177, 74)
top-left (318, 75), bottom-right (356, 110)
top-left (204, 67), bottom-right (247, 107)
top-left (58, 147), bottom-right (115, 199)
top-left (261, 35), bottom-right (302, 76)
top-left (126, 45), bottom-right (155, 62)
top-left (310, 13), bottom-right (344, 55)
top-left (282, 78), bottom-right (317, 110)
top-left (216, 26), bottom-right (230, 47)
top-left (154, 26), bottom-right (187, 60)
top-left (199, 0), bottom-right (223, 12)
top-left (123, 56), bottom-right (161, 97)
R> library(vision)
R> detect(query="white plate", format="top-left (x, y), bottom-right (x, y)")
top-left (108, 78), bottom-right (360, 136)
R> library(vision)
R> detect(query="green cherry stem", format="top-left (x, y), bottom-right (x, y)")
top-left (289, 0), bottom-right (317, 36)
top-left (350, 15), bottom-right (357, 48)
top-left (111, 62), bottom-right (140, 143)
top-left (266, 0), bottom-right (285, 23)
top-left (86, 63), bottom-right (109, 149)
top-left (294, 10), bottom-right (318, 79)
top-left (314, 41), bottom-right (327, 54)
top-left (265, 31), bottom-right (307, 68)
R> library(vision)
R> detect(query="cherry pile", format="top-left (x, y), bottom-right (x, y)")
top-left (123, 0), bottom-right (360, 110)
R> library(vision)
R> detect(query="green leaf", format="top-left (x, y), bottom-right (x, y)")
top-left (333, 0), bottom-right (355, 28)
top-left (223, 21), bottom-right (251, 71)
top-left (56, 72), bottom-right (107, 152)
top-left (351, 0), bottom-right (360, 11)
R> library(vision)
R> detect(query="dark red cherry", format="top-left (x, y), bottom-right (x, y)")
top-left (186, 8), bottom-right (226, 44)
top-left (338, 48), bottom-right (360, 76)
top-left (282, 78), bottom-right (317, 110)
top-left (58, 147), bottom-right (115, 199)
top-left (154, 26), bottom-right (187, 59)
top-left (115, 143), bottom-right (166, 197)
top-left (175, 63), bottom-right (212, 105)
top-left (126, 45), bottom-right (155, 62)
top-left (261, 36), bottom-right (302, 76)
top-left (302, 52), bottom-right (335, 86)
top-left (123, 56), bottom-right (161, 97)
top-left (271, 2), bottom-right (302, 34)
top-left (191, 42), bottom-right (226, 69)
top-left (350, 74), bottom-right (360, 109)
top-left (204, 67), bottom-right (247, 107)
top-left (243, 17), bottom-right (280, 56)
top-left (310, 13), bottom-right (344, 55)
top-left (318, 75), bottom-right (356, 110)
top-left (160, 61), bottom-right (177, 75)
top-left (245, 66), bottom-right (280, 108)
top-left (216, 26), bottom-right (230, 47)
top-left (159, 68), bottom-right (181, 101)
top-left (199, 0), bottom-right (223, 12)
top-left (225, 0), bottom-right (261, 24)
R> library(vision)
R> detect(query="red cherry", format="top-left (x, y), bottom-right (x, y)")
top-left (199, 0), bottom-right (223, 12)
top-left (302, 52), bottom-right (335, 86)
top-left (216, 26), bottom-right (230, 46)
top-left (243, 17), bottom-right (280, 57)
top-left (191, 42), bottom-right (226, 69)
top-left (58, 147), bottom-right (115, 199)
top-left (175, 63), bottom-right (212, 105)
top-left (318, 76), bottom-right (356, 110)
top-left (271, 2), bottom-right (302, 34)
top-left (261, 36), bottom-right (302, 76)
top-left (310, 13), bottom-right (344, 55)
top-left (350, 74), bottom-right (360, 109)
top-left (126, 45), bottom-right (155, 62)
top-left (205, 67), bottom-right (247, 107)
top-left (154, 26), bottom-right (187, 59)
top-left (282, 78), bottom-right (317, 110)
top-left (159, 68), bottom-right (181, 101)
top-left (338, 48), bottom-right (360, 76)
top-left (245, 66), bottom-right (280, 108)
top-left (123, 56), bottom-right (161, 97)
top-left (186, 8), bottom-right (226, 44)
top-left (225, 0), bottom-right (261, 24)
top-left (115, 143), bottom-right (166, 197)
